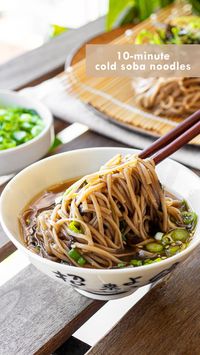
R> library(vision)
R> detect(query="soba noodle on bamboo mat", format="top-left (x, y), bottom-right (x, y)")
top-left (21, 76), bottom-right (200, 169)
top-left (63, 4), bottom-right (200, 146)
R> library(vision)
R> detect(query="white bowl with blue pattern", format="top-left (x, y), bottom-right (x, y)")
top-left (0, 148), bottom-right (200, 300)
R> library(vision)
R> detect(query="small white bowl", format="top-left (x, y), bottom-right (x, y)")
top-left (0, 90), bottom-right (54, 175)
top-left (0, 148), bottom-right (200, 300)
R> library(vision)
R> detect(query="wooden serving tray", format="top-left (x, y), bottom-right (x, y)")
top-left (63, 4), bottom-right (200, 146)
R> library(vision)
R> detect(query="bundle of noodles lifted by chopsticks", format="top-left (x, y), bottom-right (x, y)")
top-left (33, 154), bottom-right (186, 268)
top-left (132, 16), bottom-right (200, 118)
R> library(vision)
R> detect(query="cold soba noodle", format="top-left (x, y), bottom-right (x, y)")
top-left (20, 155), bottom-right (197, 269)
top-left (132, 77), bottom-right (200, 118)
top-left (132, 17), bottom-right (200, 118)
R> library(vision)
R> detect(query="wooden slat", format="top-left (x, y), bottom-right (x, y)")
top-left (0, 241), bottom-right (16, 263)
top-left (88, 242), bottom-right (200, 355)
top-left (54, 129), bottom-right (126, 154)
top-left (0, 17), bottom-right (105, 90)
top-left (0, 264), bottom-right (104, 354)
top-left (55, 336), bottom-right (90, 355)
top-left (53, 117), bottom-right (69, 134)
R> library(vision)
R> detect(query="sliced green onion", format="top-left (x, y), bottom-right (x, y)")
top-left (31, 125), bottom-right (43, 137)
top-left (68, 221), bottom-right (83, 234)
top-left (0, 139), bottom-right (16, 150)
top-left (161, 234), bottom-right (172, 245)
top-left (0, 106), bottom-right (44, 151)
top-left (144, 259), bottom-right (154, 265)
top-left (20, 113), bottom-right (33, 121)
top-left (68, 248), bottom-right (86, 266)
top-left (153, 257), bottom-right (162, 263)
top-left (77, 257), bottom-right (86, 266)
top-left (171, 229), bottom-right (189, 242)
top-left (182, 211), bottom-right (198, 226)
top-left (181, 199), bottom-right (189, 211)
top-left (21, 121), bottom-right (32, 130)
top-left (68, 248), bottom-right (81, 261)
top-left (130, 259), bottom-right (142, 267)
top-left (167, 245), bottom-right (180, 256)
top-left (117, 262), bottom-right (126, 268)
top-left (146, 242), bottom-right (164, 253)
top-left (12, 131), bottom-right (27, 143)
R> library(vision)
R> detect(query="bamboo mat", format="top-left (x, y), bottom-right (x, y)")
top-left (60, 3), bottom-right (200, 146)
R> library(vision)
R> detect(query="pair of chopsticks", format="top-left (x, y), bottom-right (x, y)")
top-left (139, 110), bottom-right (200, 164)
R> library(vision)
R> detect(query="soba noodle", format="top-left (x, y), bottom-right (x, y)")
top-left (132, 77), bottom-right (200, 118)
top-left (20, 155), bottom-right (196, 269)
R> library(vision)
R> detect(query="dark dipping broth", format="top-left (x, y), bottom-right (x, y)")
top-left (19, 155), bottom-right (197, 269)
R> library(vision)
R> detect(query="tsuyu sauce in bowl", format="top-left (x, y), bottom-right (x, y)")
top-left (19, 179), bottom-right (197, 269)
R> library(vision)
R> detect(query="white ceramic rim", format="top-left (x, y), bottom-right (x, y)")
top-left (0, 147), bottom-right (199, 274)
top-left (0, 90), bottom-right (53, 155)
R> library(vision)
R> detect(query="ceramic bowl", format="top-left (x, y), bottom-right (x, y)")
top-left (0, 147), bottom-right (200, 300)
top-left (0, 90), bottom-right (54, 175)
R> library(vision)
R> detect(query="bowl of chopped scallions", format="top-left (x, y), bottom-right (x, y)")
top-left (0, 91), bottom-right (54, 175)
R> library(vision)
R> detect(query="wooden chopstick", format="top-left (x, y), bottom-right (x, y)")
top-left (139, 109), bottom-right (200, 160)
top-left (152, 120), bottom-right (200, 164)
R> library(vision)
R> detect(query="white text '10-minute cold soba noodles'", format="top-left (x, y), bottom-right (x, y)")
top-left (20, 154), bottom-right (197, 269)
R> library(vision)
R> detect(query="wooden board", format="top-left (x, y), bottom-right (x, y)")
top-left (88, 242), bottom-right (200, 355)
top-left (0, 264), bottom-right (104, 355)
top-left (64, 4), bottom-right (200, 146)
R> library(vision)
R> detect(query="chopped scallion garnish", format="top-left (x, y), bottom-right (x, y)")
top-left (68, 221), bottom-right (83, 234)
top-left (68, 248), bottom-right (86, 265)
top-left (0, 107), bottom-right (44, 150)
top-left (130, 259), bottom-right (142, 267)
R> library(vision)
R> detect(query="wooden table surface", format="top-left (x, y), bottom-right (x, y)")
top-left (88, 244), bottom-right (200, 355)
